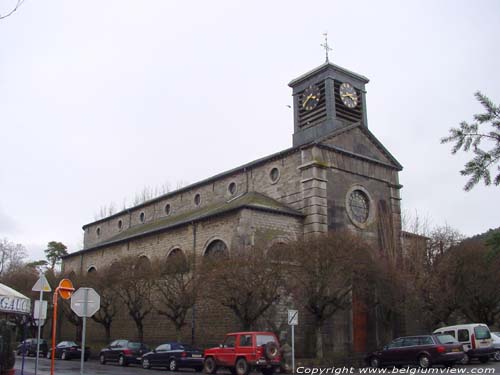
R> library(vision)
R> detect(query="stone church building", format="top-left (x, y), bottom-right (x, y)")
top-left (62, 60), bottom-right (404, 356)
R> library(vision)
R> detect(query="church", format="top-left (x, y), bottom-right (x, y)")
top-left (61, 53), bottom-right (404, 356)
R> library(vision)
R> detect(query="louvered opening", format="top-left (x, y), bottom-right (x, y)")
top-left (334, 80), bottom-right (363, 123)
top-left (298, 82), bottom-right (327, 128)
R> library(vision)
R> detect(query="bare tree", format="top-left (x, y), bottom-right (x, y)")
top-left (0, 238), bottom-right (27, 276)
top-left (201, 245), bottom-right (286, 331)
top-left (152, 252), bottom-right (198, 341)
top-left (0, 0), bottom-right (26, 20)
top-left (112, 256), bottom-right (153, 342)
top-left (86, 267), bottom-right (119, 343)
top-left (288, 231), bottom-right (373, 360)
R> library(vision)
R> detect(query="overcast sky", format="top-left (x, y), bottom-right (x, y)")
top-left (1, 0), bottom-right (499, 261)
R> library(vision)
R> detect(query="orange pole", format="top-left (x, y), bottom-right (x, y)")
top-left (50, 287), bottom-right (59, 375)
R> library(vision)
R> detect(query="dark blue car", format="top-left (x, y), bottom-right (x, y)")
top-left (141, 342), bottom-right (204, 371)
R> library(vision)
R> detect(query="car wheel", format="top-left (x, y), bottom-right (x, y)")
top-left (235, 358), bottom-right (249, 375)
top-left (370, 356), bottom-right (381, 368)
top-left (494, 350), bottom-right (500, 362)
top-left (264, 342), bottom-right (279, 360)
top-left (460, 353), bottom-right (470, 365)
top-left (142, 357), bottom-right (151, 369)
top-left (99, 354), bottom-right (106, 365)
top-left (169, 358), bottom-right (178, 371)
top-left (61, 351), bottom-right (68, 360)
top-left (479, 357), bottom-right (489, 364)
top-left (204, 357), bottom-right (218, 374)
top-left (418, 355), bottom-right (431, 369)
top-left (119, 355), bottom-right (128, 366)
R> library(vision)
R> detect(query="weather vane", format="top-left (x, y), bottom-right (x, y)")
top-left (320, 32), bottom-right (333, 63)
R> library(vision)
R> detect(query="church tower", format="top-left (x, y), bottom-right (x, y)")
top-left (289, 62), bottom-right (369, 147)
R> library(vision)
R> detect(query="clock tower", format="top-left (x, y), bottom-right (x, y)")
top-left (289, 62), bottom-right (369, 147)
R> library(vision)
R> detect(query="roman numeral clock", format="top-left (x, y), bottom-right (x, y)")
top-left (289, 62), bottom-right (369, 147)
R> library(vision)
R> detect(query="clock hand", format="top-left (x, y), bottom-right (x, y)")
top-left (303, 94), bottom-right (313, 107)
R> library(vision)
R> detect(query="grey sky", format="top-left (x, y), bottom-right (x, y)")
top-left (1, 0), bottom-right (499, 261)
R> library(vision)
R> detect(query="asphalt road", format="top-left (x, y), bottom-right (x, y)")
top-left (14, 356), bottom-right (500, 375)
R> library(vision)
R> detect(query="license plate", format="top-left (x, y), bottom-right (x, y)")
top-left (452, 348), bottom-right (460, 352)
top-left (192, 354), bottom-right (202, 358)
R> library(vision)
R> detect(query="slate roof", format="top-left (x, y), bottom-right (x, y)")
top-left (64, 192), bottom-right (303, 258)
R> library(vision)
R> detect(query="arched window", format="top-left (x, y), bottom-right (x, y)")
top-left (164, 248), bottom-right (188, 274)
top-left (87, 266), bottom-right (97, 274)
top-left (136, 255), bottom-right (152, 274)
top-left (204, 239), bottom-right (229, 258)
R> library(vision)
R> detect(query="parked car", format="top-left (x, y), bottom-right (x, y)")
top-left (490, 332), bottom-right (500, 362)
top-left (433, 324), bottom-right (494, 364)
top-left (204, 331), bottom-right (281, 375)
top-left (16, 339), bottom-right (48, 357)
top-left (365, 334), bottom-right (464, 368)
top-left (46, 341), bottom-right (90, 361)
top-left (99, 339), bottom-right (149, 366)
top-left (140, 342), bottom-right (203, 371)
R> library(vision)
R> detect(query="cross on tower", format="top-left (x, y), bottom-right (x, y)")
top-left (320, 32), bottom-right (333, 63)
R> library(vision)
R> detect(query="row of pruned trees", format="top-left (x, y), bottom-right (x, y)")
top-left (61, 231), bottom-right (397, 359)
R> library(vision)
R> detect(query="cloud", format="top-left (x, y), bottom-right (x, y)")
top-left (0, 207), bottom-right (17, 236)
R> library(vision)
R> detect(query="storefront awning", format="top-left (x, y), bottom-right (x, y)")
top-left (0, 283), bottom-right (31, 315)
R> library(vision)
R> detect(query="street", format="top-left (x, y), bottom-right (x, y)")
top-left (14, 356), bottom-right (500, 375)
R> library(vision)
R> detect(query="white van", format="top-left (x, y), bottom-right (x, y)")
top-left (433, 324), bottom-right (494, 364)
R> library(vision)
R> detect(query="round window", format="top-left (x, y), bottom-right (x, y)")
top-left (118, 219), bottom-right (123, 230)
top-left (165, 203), bottom-right (171, 215)
top-left (348, 189), bottom-right (370, 224)
top-left (269, 167), bottom-right (280, 183)
top-left (194, 193), bottom-right (201, 206)
top-left (228, 182), bottom-right (237, 195)
top-left (139, 212), bottom-right (145, 223)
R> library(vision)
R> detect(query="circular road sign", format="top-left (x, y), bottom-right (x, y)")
top-left (70, 287), bottom-right (100, 317)
top-left (58, 279), bottom-right (74, 300)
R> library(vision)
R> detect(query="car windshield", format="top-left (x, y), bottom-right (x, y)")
top-left (66, 341), bottom-right (78, 346)
top-left (474, 326), bottom-right (491, 340)
top-left (128, 342), bottom-right (142, 349)
top-left (436, 334), bottom-right (458, 344)
top-left (256, 334), bottom-right (276, 346)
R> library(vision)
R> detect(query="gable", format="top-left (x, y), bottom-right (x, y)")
top-left (318, 124), bottom-right (402, 169)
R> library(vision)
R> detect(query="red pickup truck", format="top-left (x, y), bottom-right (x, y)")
top-left (203, 331), bottom-right (281, 375)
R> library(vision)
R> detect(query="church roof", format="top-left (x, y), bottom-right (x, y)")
top-left (288, 62), bottom-right (369, 87)
top-left (66, 192), bottom-right (303, 257)
top-left (315, 122), bottom-right (403, 171)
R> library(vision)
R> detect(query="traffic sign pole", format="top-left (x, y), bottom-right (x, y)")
top-left (32, 274), bottom-right (51, 375)
top-left (287, 309), bottom-right (298, 373)
top-left (35, 290), bottom-right (43, 375)
top-left (51, 279), bottom-right (75, 375)
top-left (80, 288), bottom-right (88, 375)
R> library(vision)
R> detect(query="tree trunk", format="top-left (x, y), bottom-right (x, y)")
top-left (135, 320), bottom-right (144, 343)
top-left (175, 325), bottom-right (181, 342)
top-left (315, 323), bottom-right (323, 360)
top-left (105, 324), bottom-right (111, 343)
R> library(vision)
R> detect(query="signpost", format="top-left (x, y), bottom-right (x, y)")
top-left (51, 279), bottom-right (75, 375)
top-left (71, 288), bottom-right (100, 375)
top-left (32, 275), bottom-right (51, 375)
top-left (288, 309), bottom-right (298, 373)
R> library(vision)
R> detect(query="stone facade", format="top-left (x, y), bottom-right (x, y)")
top-left (62, 62), bottom-right (404, 356)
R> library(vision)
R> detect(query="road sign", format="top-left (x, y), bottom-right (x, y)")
top-left (33, 300), bottom-right (47, 320)
top-left (58, 279), bottom-right (74, 300)
top-left (288, 309), bottom-right (298, 326)
top-left (71, 288), bottom-right (100, 317)
top-left (32, 275), bottom-right (52, 292)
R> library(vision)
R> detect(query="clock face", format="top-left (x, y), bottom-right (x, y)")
top-left (339, 82), bottom-right (358, 109)
top-left (301, 85), bottom-right (321, 111)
